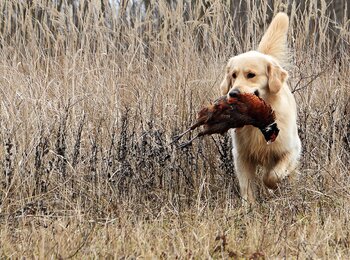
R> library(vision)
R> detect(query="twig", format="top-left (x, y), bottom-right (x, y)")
top-left (291, 52), bottom-right (339, 94)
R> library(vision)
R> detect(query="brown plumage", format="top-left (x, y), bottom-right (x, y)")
top-left (173, 93), bottom-right (279, 148)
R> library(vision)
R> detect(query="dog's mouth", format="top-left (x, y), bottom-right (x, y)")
top-left (228, 89), bottom-right (260, 101)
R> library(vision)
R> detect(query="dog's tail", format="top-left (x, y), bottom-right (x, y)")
top-left (258, 12), bottom-right (289, 65)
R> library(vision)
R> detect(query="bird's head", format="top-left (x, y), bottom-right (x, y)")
top-left (259, 122), bottom-right (279, 144)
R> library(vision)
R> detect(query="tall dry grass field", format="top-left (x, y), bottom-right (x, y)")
top-left (0, 0), bottom-right (349, 258)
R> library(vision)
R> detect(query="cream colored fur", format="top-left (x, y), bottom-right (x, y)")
top-left (220, 13), bottom-right (301, 204)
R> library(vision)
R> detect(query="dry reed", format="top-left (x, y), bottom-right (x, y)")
top-left (0, 0), bottom-right (349, 258)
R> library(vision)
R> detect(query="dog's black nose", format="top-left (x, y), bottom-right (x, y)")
top-left (229, 89), bottom-right (240, 98)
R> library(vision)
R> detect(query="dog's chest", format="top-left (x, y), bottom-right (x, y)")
top-left (232, 126), bottom-right (284, 166)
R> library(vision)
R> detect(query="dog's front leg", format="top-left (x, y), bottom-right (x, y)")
top-left (233, 152), bottom-right (257, 205)
top-left (263, 149), bottom-right (300, 189)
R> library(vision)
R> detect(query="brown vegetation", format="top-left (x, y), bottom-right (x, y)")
top-left (0, 0), bottom-right (349, 258)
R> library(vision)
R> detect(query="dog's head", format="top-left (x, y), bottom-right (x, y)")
top-left (220, 51), bottom-right (288, 100)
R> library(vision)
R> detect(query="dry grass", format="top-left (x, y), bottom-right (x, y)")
top-left (0, 0), bottom-right (349, 258)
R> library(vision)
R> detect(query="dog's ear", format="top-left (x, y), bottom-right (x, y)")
top-left (267, 63), bottom-right (288, 93)
top-left (220, 66), bottom-right (232, 95)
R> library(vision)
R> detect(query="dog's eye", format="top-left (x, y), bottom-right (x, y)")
top-left (247, 73), bottom-right (255, 79)
top-left (232, 73), bottom-right (237, 79)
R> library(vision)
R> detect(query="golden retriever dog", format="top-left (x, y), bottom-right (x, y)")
top-left (220, 13), bottom-right (301, 204)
